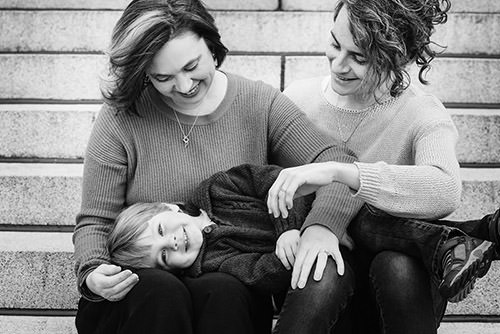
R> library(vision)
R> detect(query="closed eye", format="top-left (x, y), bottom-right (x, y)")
top-left (158, 223), bottom-right (164, 236)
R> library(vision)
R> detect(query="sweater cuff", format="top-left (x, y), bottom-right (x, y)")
top-left (352, 161), bottom-right (383, 204)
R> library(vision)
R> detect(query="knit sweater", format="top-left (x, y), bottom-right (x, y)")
top-left (74, 72), bottom-right (356, 301)
top-left (284, 76), bottom-right (461, 219)
top-left (184, 164), bottom-right (313, 294)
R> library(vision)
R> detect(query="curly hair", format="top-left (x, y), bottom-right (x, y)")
top-left (101, 0), bottom-right (228, 116)
top-left (334, 0), bottom-right (451, 98)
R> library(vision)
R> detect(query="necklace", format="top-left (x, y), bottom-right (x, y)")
top-left (172, 109), bottom-right (201, 148)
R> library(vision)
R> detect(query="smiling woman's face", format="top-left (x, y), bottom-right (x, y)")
top-left (147, 30), bottom-right (216, 112)
top-left (137, 204), bottom-right (204, 270)
top-left (326, 5), bottom-right (371, 98)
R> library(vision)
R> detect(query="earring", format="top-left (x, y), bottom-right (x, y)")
top-left (143, 75), bottom-right (150, 86)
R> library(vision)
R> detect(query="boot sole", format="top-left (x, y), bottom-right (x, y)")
top-left (439, 240), bottom-right (495, 302)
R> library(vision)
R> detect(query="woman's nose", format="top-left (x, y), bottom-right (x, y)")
top-left (331, 52), bottom-right (349, 73)
top-left (175, 74), bottom-right (193, 93)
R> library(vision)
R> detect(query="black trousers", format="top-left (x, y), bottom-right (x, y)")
top-left (76, 269), bottom-right (273, 334)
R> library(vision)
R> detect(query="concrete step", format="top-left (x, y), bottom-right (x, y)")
top-left (1, 105), bottom-right (499, 163)
top-left (0, 0), bottom-right (497, 12)
top-left (282, 0), bottom-right (500, 13)
top-left (0, 54), bottom-right (498, 104)
top-left (0, 163), bottom-right (499, 225)
top-left (0, 0), bottom-right (279, 10)
top-left (0, 317), bottom-right (498, 334)
top-left (0, 231), bottom-right (499, 313)
top-left (0, 10), bottom-right (498, 55)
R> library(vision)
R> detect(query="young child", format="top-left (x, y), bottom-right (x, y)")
top-left (107, 164), bottom-right (497, 299)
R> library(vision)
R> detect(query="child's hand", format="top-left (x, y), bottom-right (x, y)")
top-left (275, 229), bottom-right (300, 270)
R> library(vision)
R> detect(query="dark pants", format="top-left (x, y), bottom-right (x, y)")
top-left (273, 248), bottom-right (356, 334)
top-left (76, 269), bottom-right (273, 334)
top-left (346, 204), bottom-right (498, 334)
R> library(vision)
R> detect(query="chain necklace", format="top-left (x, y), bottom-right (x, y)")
top-left (172, 109), bottom-right (201, 148)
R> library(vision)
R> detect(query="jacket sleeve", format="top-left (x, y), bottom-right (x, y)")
top-left (218, 252), bottom-right (291, 294)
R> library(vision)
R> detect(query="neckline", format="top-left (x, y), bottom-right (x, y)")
top-left (320, 76), bottom-right (396, 114)
top-left (148, 71), bottom-right (238, 125)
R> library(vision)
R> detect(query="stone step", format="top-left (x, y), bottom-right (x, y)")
top-left (0, 0), bottom-right (279, 10)
top-left (0, 231), bottom-right (499, 315)
top-left (0, 10), bottom-right (498, 55)
top-left (1, 105), bottom-right (499, 164)
top-left (0, 317), bottom-right (498, 334)
top-left (0, 0), bottom-right (496, 12)
top-left (0, 54), bottom-right (498, 104)
top-left (0, 163), bottom-right (499, 225)
top-left (282, 0), bottom-right (500, 13)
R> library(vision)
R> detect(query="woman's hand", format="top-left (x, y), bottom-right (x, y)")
top-left (86, 264), bottom-right (139, 302)
top-left (267, 162), bottom-right (338, 218)
top-left (275, 229), bottom-right (300, 270)
top-left (267, 162), bottom-right (360, 219)
top-left (291, 225), bottom-right (344, 289)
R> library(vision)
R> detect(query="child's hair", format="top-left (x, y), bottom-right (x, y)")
top-left (107, 202), bottom-right (174, 269)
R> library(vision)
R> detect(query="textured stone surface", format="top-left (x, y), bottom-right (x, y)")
top-left (438, 322), bottom-right (500, 334)
top-left (0, 164), bottom-right (82, 226)
top-left (284, 57), bottom-right (500, 104)
top-left (1, 11), bottom-right (498, 55)
top-left (0, 104), bottom-right (98, 159)
top-left (0, 0), bottom-right (278, 10)
top-left (281, 0), bottom-right (500, 13)
top-left (451, 109), bottom-right (500, 164)
top-left (0, 54), bottom-right (280, 100)
top-left (0, 316), bottom-right (77, 334)
top-left (448, 168), bottom-right (500, 220)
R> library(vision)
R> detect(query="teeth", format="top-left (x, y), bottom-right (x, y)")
top-left (183, 227), bottom-right (188, 250)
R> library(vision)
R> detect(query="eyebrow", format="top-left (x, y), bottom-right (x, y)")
top-left (330, 30), bottom-right (366, 58)
top-left (150, 55), bottom-right (202, 78)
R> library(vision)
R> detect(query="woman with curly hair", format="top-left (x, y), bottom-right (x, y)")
top-left (267, 0), bottom-right (498, 333)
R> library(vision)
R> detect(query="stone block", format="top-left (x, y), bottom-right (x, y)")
top-left (449, 168), bottom-right (500, 220)
top-left (0, 0), bottom-right (278, 10)
top-left (281, 0), bottom-right (500, 13)
top-left (1, 11), bottom-right (498, 55)
top-left (0, 232), bottom-right (78, 309)
top-left (438, 322), bottom-right (500, 334)
top-left (284, 56), bottom-right (500, 104)
top-left (0, 316), bottom-right (77, 334)
top-left (0, 54), bottom-right (280, 100)
top-left (0, 163), bottom-right (82, 226)
top-left (0, 104), bottom-right (99, 159)
top-left (451, 109), bottom-right (500, 164)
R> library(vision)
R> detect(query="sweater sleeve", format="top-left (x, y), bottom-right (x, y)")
top-left (353, 118), bottom-right (461, 219)
top-left (267, 92), bottom-right (361, 246)
top-left (72, 105), bottom-right (129, 301)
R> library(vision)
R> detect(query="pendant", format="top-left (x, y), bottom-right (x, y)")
top-left (182, 135), bottom-right (190, 147)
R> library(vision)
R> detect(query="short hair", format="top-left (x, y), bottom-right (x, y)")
top-left (335, 0), bottom-right (451, 98)
top-left (107, 202), bottom-right (173, 269)
top-left (101, 0), bottom-right (228, 116)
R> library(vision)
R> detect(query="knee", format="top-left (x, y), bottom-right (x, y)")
top-left (369, 251), bottom-right (430, 301)
top-left (132, 268), bottom-right (190, 304)
top-left (188, 272), bottom-right (252, 304)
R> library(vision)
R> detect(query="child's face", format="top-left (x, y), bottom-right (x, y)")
top-left (138, 204), bottom-right (204, 270)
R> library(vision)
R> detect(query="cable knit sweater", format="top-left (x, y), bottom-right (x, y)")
top-left (74, 72), bottom-right (356, 301)
top-left (284, 76), bottom-right (461, 219)
top-left (184, 164), bottom-right (313, 294)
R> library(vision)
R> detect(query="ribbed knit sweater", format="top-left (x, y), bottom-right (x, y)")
top-left (73, 73), bottom-right (356, 300)
top-left (284, 76), bottom-right (461, 219)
